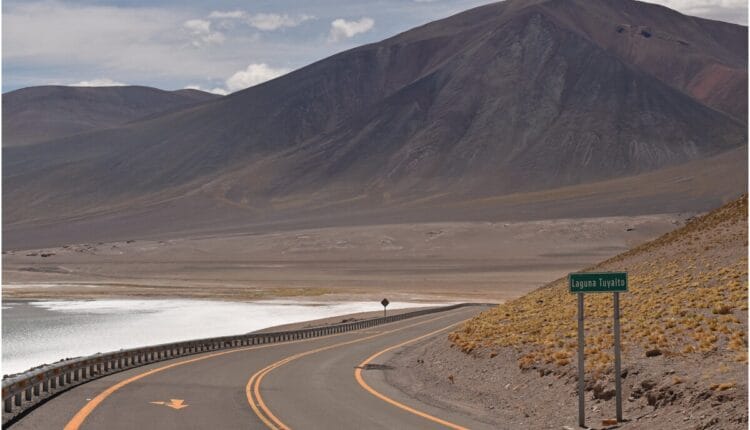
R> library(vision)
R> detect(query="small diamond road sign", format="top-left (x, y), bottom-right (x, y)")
top-left (569, 272), bottom-right (627, 293)
top-left (381, 298), bottom-right (389, 307)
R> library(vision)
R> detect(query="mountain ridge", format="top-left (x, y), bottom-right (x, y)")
top-left (3, 0), bottom-right (747, 244)
top-left (2, 85), bottom-right (222, 147)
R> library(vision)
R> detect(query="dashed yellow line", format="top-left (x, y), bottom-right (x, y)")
top-left (246, 312), bottom-right (464, 429)
top-left (354, 321), bottom-right (469, 430)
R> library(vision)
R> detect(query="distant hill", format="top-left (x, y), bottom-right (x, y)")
top-left (3, 0), bottom-right (747, 246)
top-left (2, 85), bottom-right (221, 147)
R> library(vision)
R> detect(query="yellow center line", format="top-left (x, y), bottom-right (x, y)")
top-left (63, 326), bottom-right (369, 430)
top-left (354, 320), bottom-right (470, 430)
top-left (246, 311), bottom-right (469, 430)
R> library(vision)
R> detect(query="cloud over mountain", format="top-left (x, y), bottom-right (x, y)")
top-left (329, 17), bottom-right (375, 41)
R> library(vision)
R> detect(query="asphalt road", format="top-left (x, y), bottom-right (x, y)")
top-left (12, 306), bottom-right (495, 430)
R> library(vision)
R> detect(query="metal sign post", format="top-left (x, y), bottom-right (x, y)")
top-left (381, 298), bottom-right (389, 317)
top-left (613, 292), bottom-right (623, 421)
top-left (577, 293), bottom-right (585, 428)
top-left (569, 272), bottom-right (628, 428)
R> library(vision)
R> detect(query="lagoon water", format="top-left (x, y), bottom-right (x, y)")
top-left (2, 298), bottom-right (437, 375)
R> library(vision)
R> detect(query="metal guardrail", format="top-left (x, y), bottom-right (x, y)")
top-left (2, 303), bottom-right (481, 425)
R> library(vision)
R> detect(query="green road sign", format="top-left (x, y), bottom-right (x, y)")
top-left (569, 272), bottom-right (628, 293)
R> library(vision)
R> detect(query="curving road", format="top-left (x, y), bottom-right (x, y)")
top-left (12, 306), bottom-right (494, 430)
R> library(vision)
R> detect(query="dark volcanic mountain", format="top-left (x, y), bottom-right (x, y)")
top-left (2, 85), bottom-right (221, 147)
top-left (3, 0), bottom-right (747, 247)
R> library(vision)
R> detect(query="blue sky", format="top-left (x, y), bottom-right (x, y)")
top-left (2, 0), bottom-right (747, 94)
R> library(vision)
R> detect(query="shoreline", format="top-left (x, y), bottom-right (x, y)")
top-left (2, 298), bottom-right (458, 376)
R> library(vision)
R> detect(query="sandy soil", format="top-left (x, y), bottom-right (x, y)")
top-left (3, 215), bottom-right (684, 303)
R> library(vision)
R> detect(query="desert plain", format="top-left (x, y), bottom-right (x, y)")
top-left (3, 214), bottom-right (686, 304)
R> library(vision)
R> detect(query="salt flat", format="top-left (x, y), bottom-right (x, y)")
top-left (2, 298), bottom-right (438, 375)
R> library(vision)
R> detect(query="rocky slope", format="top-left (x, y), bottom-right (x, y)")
top-left (388, 195), bottom-right (748, 429)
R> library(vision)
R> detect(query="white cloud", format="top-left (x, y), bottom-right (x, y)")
top-left (328, 17), bottom-right (375, 42)
top-left (183, 19), bottom-right (211, 34)
top-left (209, 10), bottom-right (246, 19)
top-left (184, 85), bottom-right (228, 96)
top-left (208, 11), bottom-right (315, 31)
top-left (225, 63), bottom-right (291, 92)
top-left (183, 19), bottom-right (225, 47)
top-left (69, 78), bottom-right (127, 87)
top-left (247, 13), bottom-right (315, 31)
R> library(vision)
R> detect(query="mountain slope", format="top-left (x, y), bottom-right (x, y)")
top-left (3, 0), bottom-right (747, 239)
top-left (2, 85), bottom-right (221, 147)
top-left (532, 0), bottom-right (747, 120)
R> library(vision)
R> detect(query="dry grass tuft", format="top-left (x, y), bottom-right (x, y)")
top-left (710, 382), bottom-right (737, 391)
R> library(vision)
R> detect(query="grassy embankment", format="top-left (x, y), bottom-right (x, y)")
top-left (450, 196), bottom-right (748, 377)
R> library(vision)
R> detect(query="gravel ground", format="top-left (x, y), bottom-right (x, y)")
top-left (387, 334), bottom-right (747, 429)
